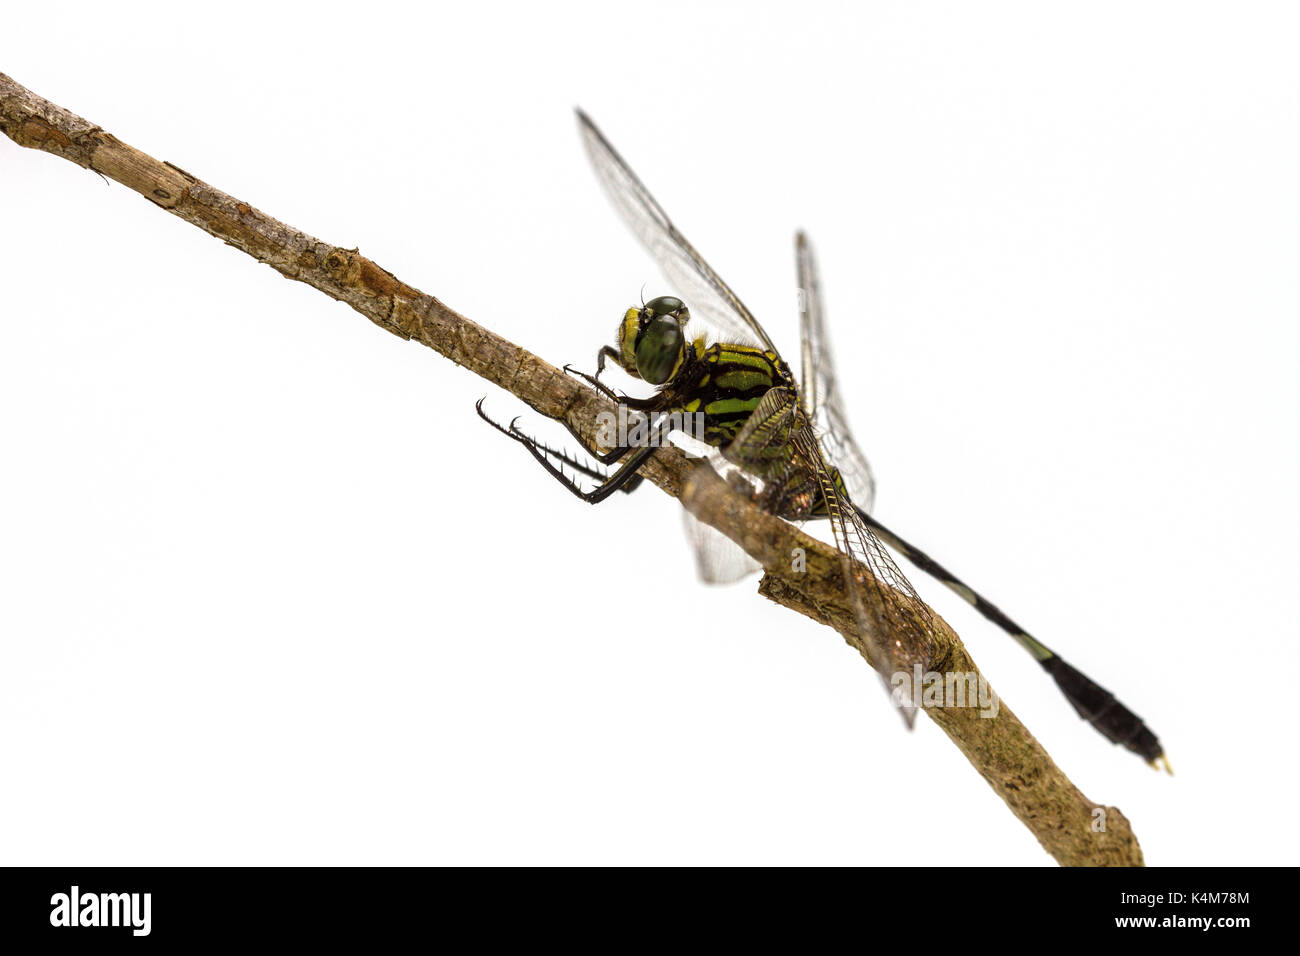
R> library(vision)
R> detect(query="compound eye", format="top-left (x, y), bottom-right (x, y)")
top-left (645, 295), bottom-right (684, 317)
top-left (635, 315), bottom-right (685, 385)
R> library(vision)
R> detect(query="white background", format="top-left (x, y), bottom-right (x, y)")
top-left (2, 2), bottom-right (1296, 866)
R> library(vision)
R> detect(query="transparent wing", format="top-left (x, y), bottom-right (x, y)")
top-left (683, 505), bottom-right (763, 585)
top-left (727, 387), bottom-right (937, 724)
top-left (793, 427), bottom-right (937, 726)
top-left (796, 232), bottom-right (876, 513)
top-left (576, 110), bottom-right (778, 353)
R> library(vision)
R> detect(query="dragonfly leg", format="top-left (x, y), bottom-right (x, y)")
top-left (561, 443), bottom-right (657, 503)
top-left (476, 399), bottom-right (660, 502)
top-left (562, 344), bottom-right (639, 402)
top-left (563, 363), bottom-right (621, 402)
top-left (517, 428), bottom-right (657, 504)
top-left (507, 418), bottom-right (645, 493)
top-left (595, 345), bottom-right (625, 379)
top-left (568, 402), bottom-right (662, 466)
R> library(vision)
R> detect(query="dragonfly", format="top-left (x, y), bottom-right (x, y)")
top-left (478, 109), bottom-right (1167, 770)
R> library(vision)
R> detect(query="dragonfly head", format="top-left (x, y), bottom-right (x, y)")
top-left (617, 295), bottom-right (692, 385)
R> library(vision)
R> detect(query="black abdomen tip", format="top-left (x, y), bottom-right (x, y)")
top-left (1040, 655), bottom-right (1164, 764)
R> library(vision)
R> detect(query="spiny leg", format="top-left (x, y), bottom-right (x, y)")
top-left (527, 432), bottom-right (660, 504)
top-left (476, 398), bottom-right (612, 495)
top-left (563, 363), bottom-right (620, 402)
top-left (595, 345), bottom-right (623, 380)
top-left (508, 417), bottom-right (647, 494)
top-left (475, 399), bottom-right (656, 503)
top-left (563, 343), bottom-right (656, 403)
top-left (546, 369), bottom-right (664, 467)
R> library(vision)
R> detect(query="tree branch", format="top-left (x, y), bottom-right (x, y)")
top-left (0, 70), bottom-right (1144, 866)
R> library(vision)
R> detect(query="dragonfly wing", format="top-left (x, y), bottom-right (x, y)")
top-left (788, 425), bottom-right (937, 725)
top-left (577, 111), bottom-right (778, 353)
top-left (682, 505), bottom-right (763, 585)
top-left (725, 387), bottom-right (936, 723)
top-left (796, 232), bottom-right (876, 513)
